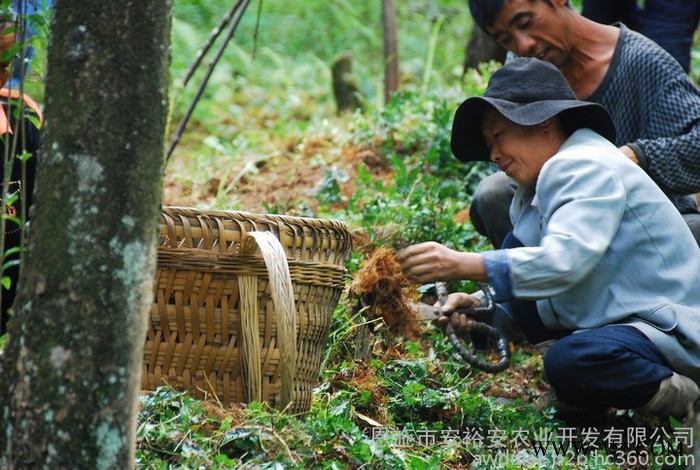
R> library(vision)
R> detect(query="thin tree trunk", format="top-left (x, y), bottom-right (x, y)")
top-left (382, 0), bottom-right (399, 104)
top-left (0, 1), bottom-right (171, 467)
top-left (464, 24), bottom-right (506, 71)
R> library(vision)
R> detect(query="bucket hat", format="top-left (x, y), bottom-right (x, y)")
top-left (451, 57), bottom-right (616, 162)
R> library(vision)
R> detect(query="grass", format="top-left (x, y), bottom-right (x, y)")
top-left (165, 0), bottom-right (474, 187)
top-left (136, 335), bottom-right (561, 469)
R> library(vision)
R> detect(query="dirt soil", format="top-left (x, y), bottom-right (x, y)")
top-left (162, 134), bottom-right (392, 215)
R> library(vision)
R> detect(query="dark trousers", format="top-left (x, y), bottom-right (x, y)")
top-left (582, 0), bottom-right (700, 72)
top-left (468, 171), bottom-right (517, 249)
top-left (500, 236), bottom-right (674, 409)
top-left (581, 0), bottom-right (640, 29)
top-left (509, 296), bottom-right (672, 408)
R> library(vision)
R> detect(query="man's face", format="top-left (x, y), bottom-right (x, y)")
top-left (481, 108), bottom-right (559, 186)
top-left (486, 0), bottom-right (570, 68)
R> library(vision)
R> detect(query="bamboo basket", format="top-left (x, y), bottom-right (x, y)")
top-left (142, 206), bottom-right (352, 414)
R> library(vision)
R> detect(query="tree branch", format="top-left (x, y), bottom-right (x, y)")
top-left (166, 0), bottom-right (253, 166)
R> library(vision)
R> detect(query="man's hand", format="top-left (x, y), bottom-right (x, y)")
top-left (619, 145), bottom-right (639, 165)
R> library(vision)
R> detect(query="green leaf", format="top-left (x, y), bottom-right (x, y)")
top-left (27, 114), bottom-right (41, 129)
top-left (2, 259), bottom-right (20, 272)
top-left (16, 150), bottom-right (34, 162)
top-left (2, 246), bottom-right (22, 258)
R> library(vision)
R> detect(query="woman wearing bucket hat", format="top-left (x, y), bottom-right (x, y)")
top-left (466, 0), bottom-right (700, 249)
top-left (397, 57), bottom-right (700, 420)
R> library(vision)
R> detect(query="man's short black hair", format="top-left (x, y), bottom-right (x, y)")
top-left (468, 0), bottom-right (556, 30)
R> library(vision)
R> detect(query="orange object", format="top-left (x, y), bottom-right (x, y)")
top-left (0, 21), bottom-right (43, 135)
top-left (0, 88), bottom-right (43, 135)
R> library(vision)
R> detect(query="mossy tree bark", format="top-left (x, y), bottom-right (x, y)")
top-left (381, 0), bottom-right (399, 104)
top-left (0, 1), bottom-right (171, 467)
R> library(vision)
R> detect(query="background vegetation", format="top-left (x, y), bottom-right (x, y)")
top-left (147, 2), bottom-right (559, 467)
top-left (13, 0), bottom-right (700, 467)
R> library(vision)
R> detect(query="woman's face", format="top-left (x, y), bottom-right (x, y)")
top-left (481, 108), bottom-right (563, 186)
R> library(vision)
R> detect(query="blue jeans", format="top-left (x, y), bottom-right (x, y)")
top-left (507, 297), bottom-right (672, 408)
top-left (582, 0), bottom-right (640, 29)
top-left (500, 235), bottom-right (673, 409)
top-left (582, 0), bottom-right (700, 72)
top-left (544, 326), bottom-right (673, 409)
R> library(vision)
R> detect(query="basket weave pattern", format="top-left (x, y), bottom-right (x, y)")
top-left (143, 206), bottom-right (352, 413)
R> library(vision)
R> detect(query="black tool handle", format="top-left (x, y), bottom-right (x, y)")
top-left (436, 281), bottom-right (510, 373)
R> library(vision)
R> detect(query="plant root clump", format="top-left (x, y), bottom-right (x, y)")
top-left (348, 247), bottom-right (423, 340)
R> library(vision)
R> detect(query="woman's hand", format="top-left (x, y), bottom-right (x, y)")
top-left (396, 241), bottom-right (461, 283)
top-left (396, 241), bottom-right (487, 284)
top-left (619, 145), bottom-right (639, 165)
top-left (433, 292), bottom-right (482, 335)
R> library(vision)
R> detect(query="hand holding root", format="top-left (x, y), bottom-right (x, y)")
top-left (396, 241), bottom-right (488, 285)
top-left (396, 241), bottom-right (462, 284)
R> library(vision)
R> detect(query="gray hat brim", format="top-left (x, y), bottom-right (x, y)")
top-left (450, 96), bottom-right (617, 162)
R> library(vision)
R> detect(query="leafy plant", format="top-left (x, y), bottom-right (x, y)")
top-left (314, 86), bottom-right (494, 255)
top-left (137, 1), bottom-right (697, 469)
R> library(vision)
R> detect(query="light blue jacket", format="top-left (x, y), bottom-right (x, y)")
top-left (483, 129), bottom-right (700, 382)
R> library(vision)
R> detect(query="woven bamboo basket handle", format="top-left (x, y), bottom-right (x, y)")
top-left (238, 231), bottom-right (298, 409)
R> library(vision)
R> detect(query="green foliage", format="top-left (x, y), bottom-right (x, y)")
top-left (136, 387), bottom-right (237, 468)
top-left (137, 329), bottom-right (559, 469)
top-left (138, 1), bottom-right (699, 469)
top-left (0, 1), bottom-right (49, 344)
top-left (318, 85), bottom-right (494, 254)
top-left (138, 3), bottom-right (549, 468)
top-left (168, 0), bottom-right (474, 153)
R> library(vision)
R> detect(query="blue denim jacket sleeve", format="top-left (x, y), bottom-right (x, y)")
top-left (482, 250), bottom-right (513, 302)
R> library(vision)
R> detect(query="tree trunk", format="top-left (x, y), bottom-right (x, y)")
top-left (464, 24), bottom-right (506, 71)
top-left (381, 0), bottom-right (399, 103)
top-left (0, 1), bottom-right (171, 468)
